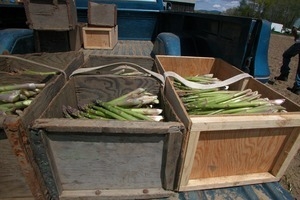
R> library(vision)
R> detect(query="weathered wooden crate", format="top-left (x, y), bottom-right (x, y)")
top-left (82, 25), bottom-right (118, 49)
top-left (29, 56), bottom-right (184, 199)
top-left (0, 51), bottom-right (84, 199)
top-left (88, 2), bottom-right (117, 27)
top-left (23, 0), bottom-right (77, 30)
top-left (155, 55), bottom-right (300, 191)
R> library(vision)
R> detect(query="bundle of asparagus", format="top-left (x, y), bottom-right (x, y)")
top-left (174, 75), bottom-right (287, 115)
top-left (0, 83), bottom-right (45, 115)
top-left (63, 88), bottom-right (164, 121)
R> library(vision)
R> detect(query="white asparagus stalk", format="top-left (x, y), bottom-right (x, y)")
top-left (0, 90), bottom-right (20, 103)
top-left (129, 108), bottom-right (163, 115)
top-left (147, 115), bottom-right (164, 121)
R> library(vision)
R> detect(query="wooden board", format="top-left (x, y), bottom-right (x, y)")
top-left (155, 55), bottom-right (300, 191)
top-left (88, 2), bottom-right (117, 27)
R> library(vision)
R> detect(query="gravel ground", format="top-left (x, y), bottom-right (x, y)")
top-left (267, 33), bottom-right (300, 200)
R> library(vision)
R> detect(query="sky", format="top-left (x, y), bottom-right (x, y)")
top-left (194, 0), bottom-right (241, 12)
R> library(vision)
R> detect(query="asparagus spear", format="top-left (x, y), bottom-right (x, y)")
top-left (114, 106), bottom-right (155, 121)
top-left (96, 101), bottom-right (139, 120)
top-left (0, 99), bottom-right (32, 113)
top-left (0, 83), bottom-right (45, 92)
top-left (107, 88), bottom-right (146, 106)
top-left (0, 90), bottom-right (20, 103)
top-left (174, 75), bottom-right (287, 115)
top-left (92, 105), bottom-right (127, 120)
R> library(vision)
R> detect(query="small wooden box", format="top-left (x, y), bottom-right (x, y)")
top-left (155, 55), bottom-right (300, 191)
top-left (82, 25), bottom-right (118, 49)
top-left (23, 0), bottom-right (77, 30)
top-left (88, 2), bottom-right (117, 27)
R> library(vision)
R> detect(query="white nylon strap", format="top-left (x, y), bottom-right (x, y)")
top-left (69, 62), bottom-right (252, 89)
top-left (70, 62), bottom-right (165, 84)
top-left (164, 71), bottom-right (252, 89)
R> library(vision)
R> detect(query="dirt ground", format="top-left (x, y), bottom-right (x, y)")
top-left (267, 33), bottom-right (300, 199)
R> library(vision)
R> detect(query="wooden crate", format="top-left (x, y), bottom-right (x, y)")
top-left (155, 55), bottom-right (300, 191)
top-left (23, 0), bottom-right (77, 30)
top-left (82, 25), bottom-right (118, 49)
top-left (88, 2), bottom-right (117, 27)
top-left (29, 56), bottom-right (185, 199)
top-left (0, 52), bottom-right (84, 199)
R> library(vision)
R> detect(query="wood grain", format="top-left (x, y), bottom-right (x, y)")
top-left (190, 128), bottom-right (291, 179)
top-left (24, 0), bottom-right (77, 30)
top-left (83, 26), bottom-right (118, 49)
top-left (0, 136), bottom-right (34, 199)
top-left (88, 2), bottom-right (117, 27)
top-left (45, 132), bottom-right (164, 190)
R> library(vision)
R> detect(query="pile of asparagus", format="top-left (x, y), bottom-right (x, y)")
top-left (174, 74), bottom-right (287, 115)
top-left (63, 88), bottom-right (164, 121)
top-left (0, 83), bottom-right (45, 115)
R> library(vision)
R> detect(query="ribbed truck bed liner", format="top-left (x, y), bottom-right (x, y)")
top-left (81, 40), bottom-right (154, 59)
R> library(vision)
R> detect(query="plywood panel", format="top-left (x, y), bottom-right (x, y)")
top-left (190, 128), bottom-right (290, 179)
top-left (46, 133), bottom-right (164, 190)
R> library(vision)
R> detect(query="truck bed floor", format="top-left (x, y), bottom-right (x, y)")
top-left (81, 40), bottom-right (154, 59)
